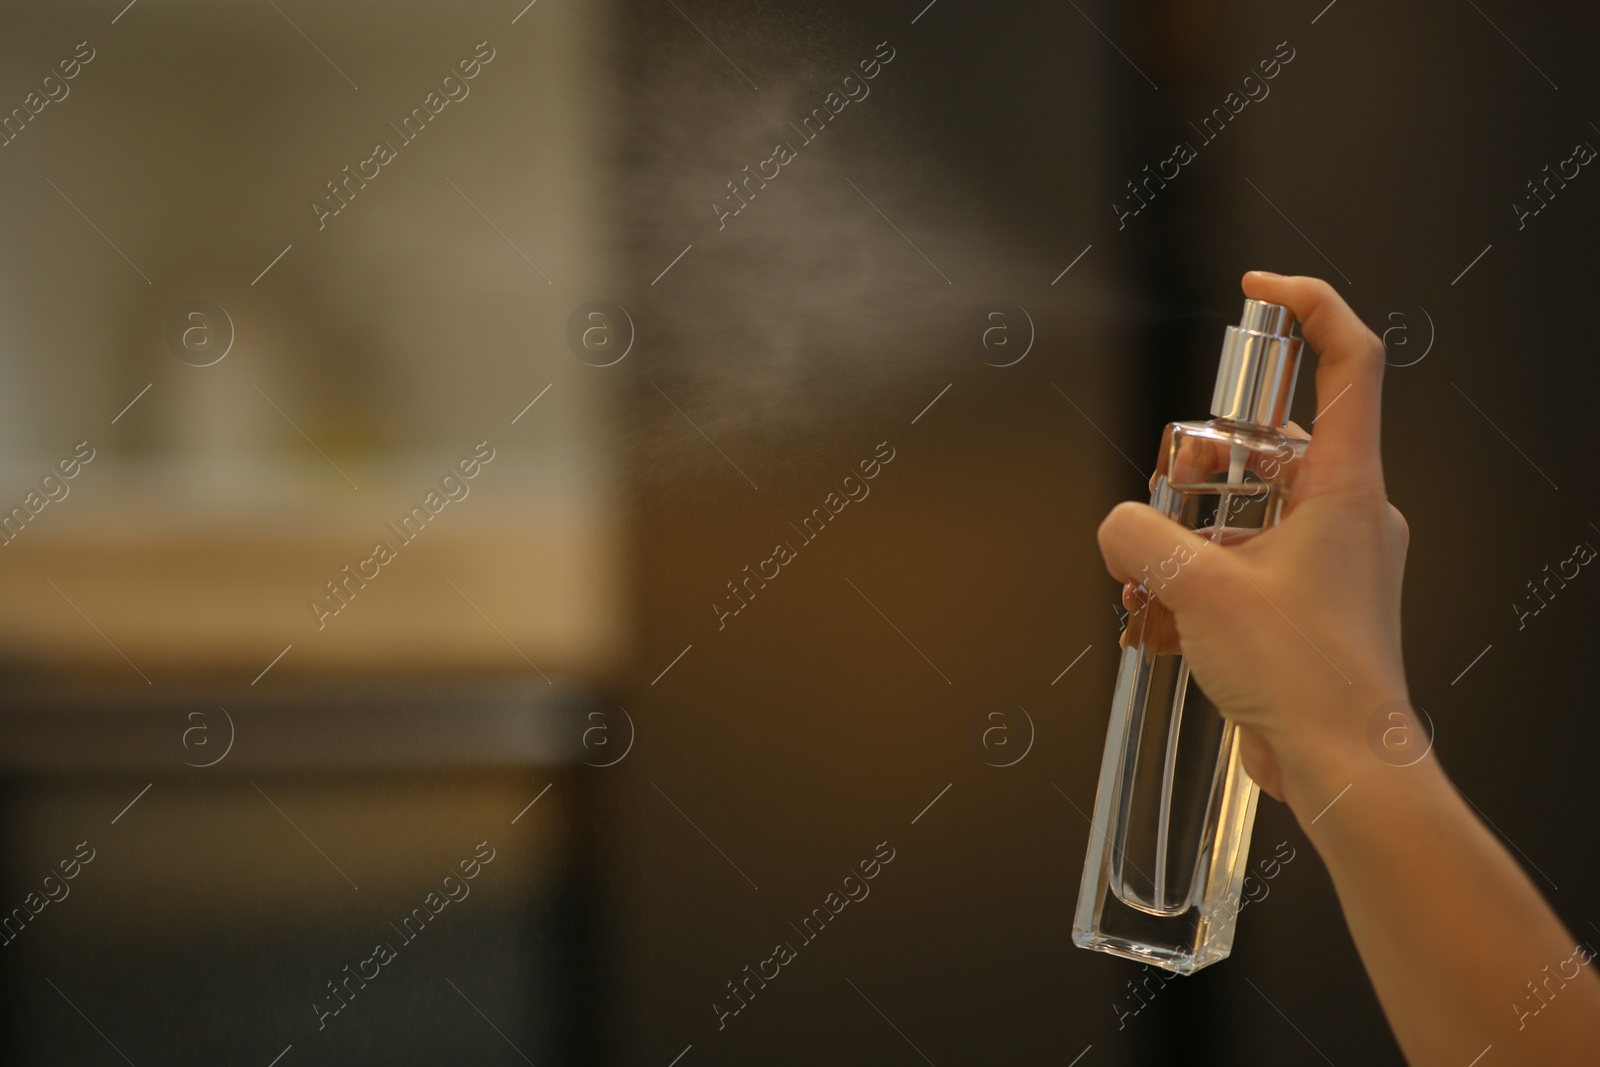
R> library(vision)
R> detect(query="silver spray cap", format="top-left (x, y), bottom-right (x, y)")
top-left (1209, 299), bottom-right (1303, 427)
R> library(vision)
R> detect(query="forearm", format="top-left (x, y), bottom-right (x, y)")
top-left (1285, 737), bottom-right (1600, 1065)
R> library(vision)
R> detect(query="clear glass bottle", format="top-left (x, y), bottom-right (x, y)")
top-left (1073, 298), bottom-right (1308, 974)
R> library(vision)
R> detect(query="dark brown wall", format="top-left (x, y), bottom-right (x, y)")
top-left (604, 1), bottom-right (1600, 1064)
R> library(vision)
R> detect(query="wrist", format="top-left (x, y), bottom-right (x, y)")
top-left (1273, 688), bottom-right (1425, 826)
top-left (1285, 746), bottom-right (1457, 890)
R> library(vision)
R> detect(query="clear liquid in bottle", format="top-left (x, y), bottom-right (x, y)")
top-left (1073, 300), bottom-right (1306, 974)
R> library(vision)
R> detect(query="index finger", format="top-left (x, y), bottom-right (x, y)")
top-left (1241, 272), bottom-right (1386, 497)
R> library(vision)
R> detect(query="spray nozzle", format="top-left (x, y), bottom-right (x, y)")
top-left (1209, 299), bottom-right (1303, 427)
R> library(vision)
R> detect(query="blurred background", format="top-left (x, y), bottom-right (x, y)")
top-left (0, 0), bottom-right (1596, 1063)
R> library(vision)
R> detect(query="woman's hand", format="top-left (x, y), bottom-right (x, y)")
top-left (1096, 271), bottom-right (1600, 1067)
top-left (1096, 271), bottom-right (1411, 814)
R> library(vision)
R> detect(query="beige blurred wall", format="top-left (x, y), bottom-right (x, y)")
top-left (0, 0), bottom-right (629, 678)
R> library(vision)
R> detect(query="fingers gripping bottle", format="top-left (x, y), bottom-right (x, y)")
top-left (1073, 299), bottom-right (1307, 974)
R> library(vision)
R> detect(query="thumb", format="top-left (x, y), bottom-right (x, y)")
top-left (1096, 501), bottom-right (1221, 613)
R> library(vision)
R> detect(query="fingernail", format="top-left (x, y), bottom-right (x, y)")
top-left (1248, 270), bottom-right (1283, 279)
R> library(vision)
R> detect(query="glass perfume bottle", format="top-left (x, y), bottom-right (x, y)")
top-left (1073, 298), bottom-right (1308, 974)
